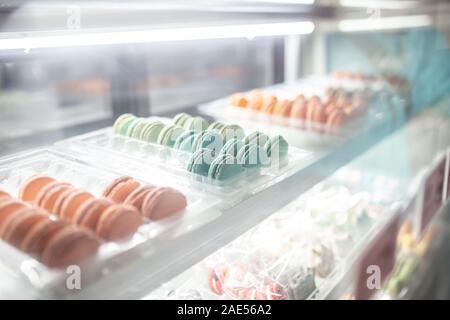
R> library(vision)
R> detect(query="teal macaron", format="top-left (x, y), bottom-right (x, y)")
top-left (113, 113), bottom-right (135, 134)
top-left (218, 124), bottom-right (245, 142)
top-left (243, 131), bottom-right (269, 147)
top-left (208, 153), bottom-right (243, 181)
top-left (219, 138), bottom-right (243, 158)
top-left (191, 131), bottom-right (223, 153)
top-left (173, 112), bottom-right (192, 127)
top-left (265, 135), bottom-right (289, 161)
top-left (140, 120), bottom-right (165, 143)
top-left (237, 143), bottom-right (268, 168)
top-left (157, 124), bottom-right (185, 147)
top-left (174, 130), bottom-right (197, 152)
top-left (187, 148), bottom-right (216, 177)
top-left (184, 116), bottom-right (209, 132)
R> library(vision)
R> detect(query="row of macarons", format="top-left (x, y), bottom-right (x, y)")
top-left (229, 89), bottom-right (367, 129)
top-left (113, 113), bottom-right (289, 181)
top-left (0, 175), bottom-right (187, 267)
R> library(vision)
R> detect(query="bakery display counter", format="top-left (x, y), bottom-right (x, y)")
top-left (0, 80), bottom-right (448, 299)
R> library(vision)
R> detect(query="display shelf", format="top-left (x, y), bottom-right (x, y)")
top-left (54, 103), bottom-right (406, 299)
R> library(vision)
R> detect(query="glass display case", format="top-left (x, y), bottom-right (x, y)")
top-left (0, 0), bottom-right (449, 300)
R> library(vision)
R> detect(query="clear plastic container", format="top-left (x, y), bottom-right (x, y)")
top-left (57, 124), bottom-right (314, 205)
top-left (197, 76), bottom-right (406, 147)
top-left (0, 148), bottom-right (221, 299)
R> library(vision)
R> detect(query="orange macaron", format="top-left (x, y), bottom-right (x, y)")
top-left (36, 182), bottom-right (73, 213)
top-left (21, 219), bottom-right (70, 257)
top-left (19, 175), bottom-right (56, 203)
top-left (273, 99), bottom-right (293, 117)
top-left (40, 226), bottom-right (100, 268)
top-left (1, 207), bottom-right (49, 249)
top-left (141, 187), bottom-right (187, 220)
top-left (103, 176), bottom-right (141, 203)
top-left (0, 189), bottom-right (11, 199)
top-left (261, 95), bottom-right (278, 114)
top-left (123, 185), bottom-right (155, 210)
top-left (95, 204), bottom-right (142, 241)
top-left (72, 197), bottom-right (113, 233)
top-left (290, 95), bottom-right (308, 120)
top-left (59, 189), bottom-right (95, 221)
top-left (0, 198), bottom-right (28, 229)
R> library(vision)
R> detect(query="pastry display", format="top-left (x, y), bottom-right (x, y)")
top-left (0, 188), bottom-right (100, 268)
top-left (228, 86), bottom-right (371, 132)
top-left (112, 113), bottom-right (290, 182)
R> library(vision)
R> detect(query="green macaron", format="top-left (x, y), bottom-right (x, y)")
top-left (208, 153), bottom-right (243, 181)
top-left (243, 131), bottom-right (269, 147)
top-left (157, 124), bottom-right (185, 147)
top-left (173, 113), bottom-right (192, 127)
top-left (124, 117), bottom-right (143, 137)
top-left (141, 121), bottom-right (165, 143)
top-left (265, 135), bottom-right (289, 161)
top-left (219, 138), bottom-right (243, 158)
top-left (113, 113), bottom-right (135, 134)
top-left (191, 131), bottom-right (223, 153)
top-left (187, 148), bottom-right (216, 177)
top-left (218, 124), bottom-right (245, 142)
top-left (207, 121), bottom-right (226, 133)
top-left (237, 143), bottom-right (268, 168)
top-left (184, 116), bottom-right (209, 132)
top-left (174, 130), bottom-right (197, 152)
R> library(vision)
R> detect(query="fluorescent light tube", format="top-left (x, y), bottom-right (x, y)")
top-left (0, 21), bottom-right (314, 51)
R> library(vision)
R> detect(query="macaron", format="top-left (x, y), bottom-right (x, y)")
top-left (0, 189), bottom-right (11, 199)
top-left (123, 117), bottom-right (144, 138)
top-left (157, 124), bottom-right (185, 147)
top-left (248, 90), bottom-right (263, 111)
top-left (264, 135), bottom-right (289, 162)
top-left (187, 148), bottom-right (215, 177)
top-left (0, 198), bottom-right (28, 228)
top-left (230, 93), bottom-right (248, 108)
top-left (219, 138), bottom-right (243, 158)
top-left (96, 204), bottom-right (142, 241)
top-left (218, 124), bottom-right (245, 142)
top-left (192, 131), bottom-right (223, 154)
top-left (59, 190), bottom-right (95, 221)
top-left (173, 113), bottom-right (192, 127)
top-left (183, 116), bottom-right (209, 132)
top-left (208, 154), bottom-right (243, 181)
top-left (273, 99), bottom-right (293, 117)
top-left (141, 187), bottom-right (187, 220)
top-left (326, 109), bottom-right (346, 129)
top-left (140, 121), bottom-right (165, 143)
top-left (40, 226), bottom-right (100, 268)
top-left (103, 176), bottom-right (141, 203)
top-left (261, 95), bottom-right (278, 114)
top-left (124, 185), bottom-right (155, 210)
top-left (129, 118), bottom-right (150, 140)
top-left (174, 130), bottom-right (197, 152)
top-left (113, 113), bottom-right (135, 134)
top-left (207, 121), bottom-right (226, 133)
top-left (19, 175), bottom-right (56, 202)
top-left (36, 182), bottom-right (73, 214)
top-left (237, 143), bottom-right (268, 168)
top-left (243, 131), bottom-right (269, 147)
top-left (1, 207), bottom-right (49, 249)
top-left (21, 219), bottom-right (70, 257)
top-left (72, 198), bottom-right (113, 232)
top-left (290, 96), bottom-right (308, 120)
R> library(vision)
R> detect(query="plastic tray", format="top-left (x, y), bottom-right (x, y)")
top-left (144, 167), bottom-right (403, 300)
top-left (0, 148), bottom-right (221, 299)
top-left (58, 124), bottom-right (314, 205)
top-left (198, 77), bottom-right (406, 148)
